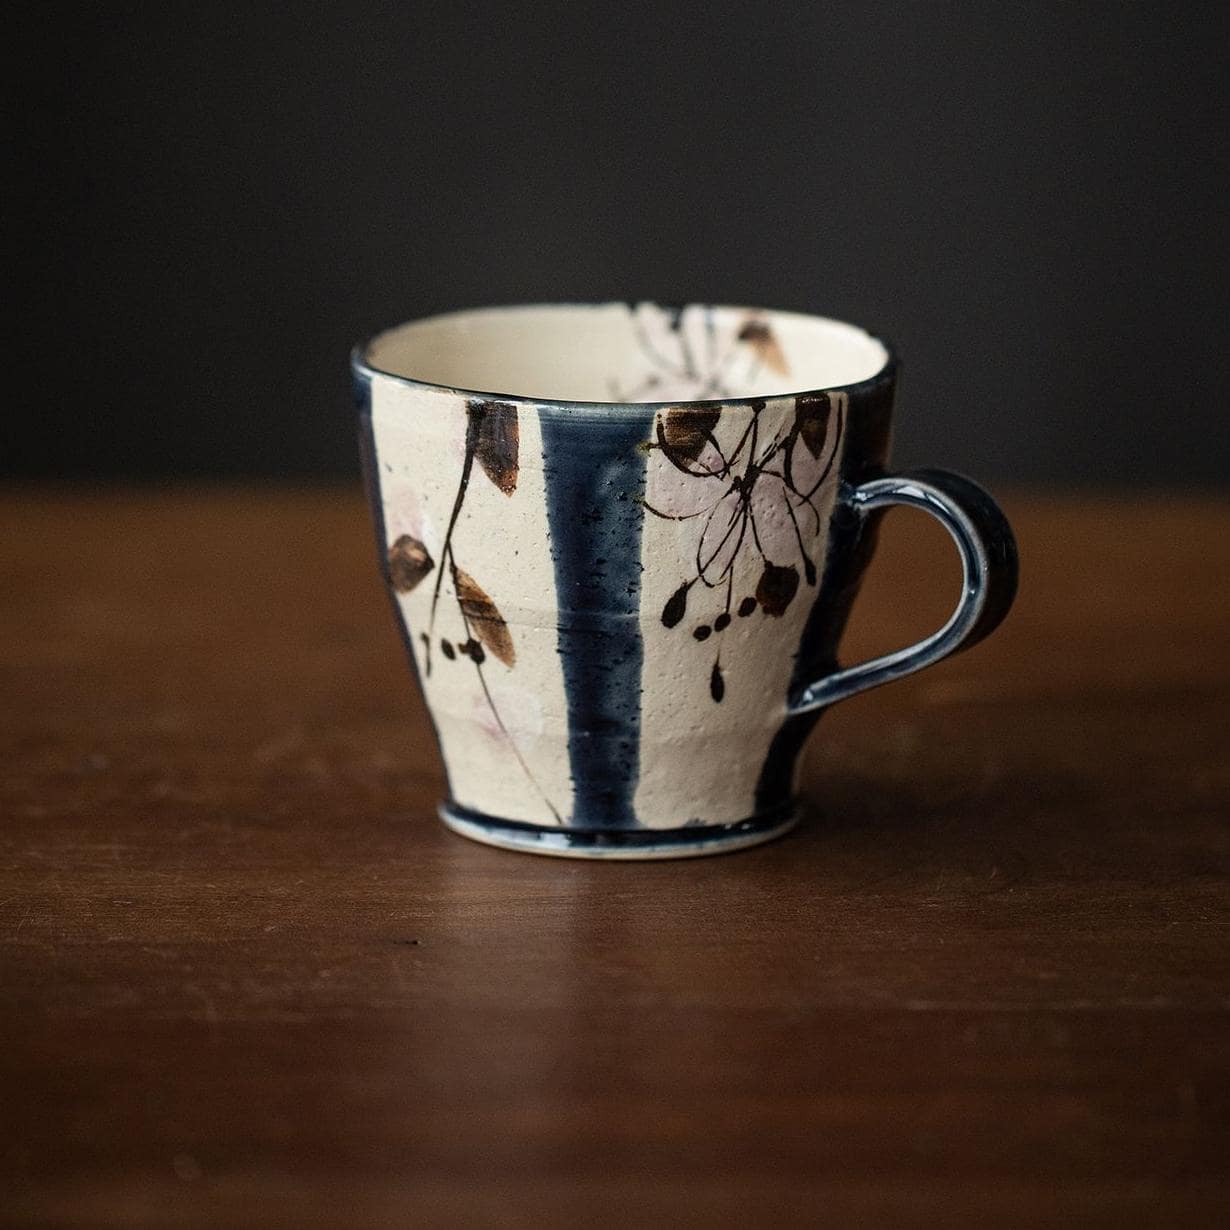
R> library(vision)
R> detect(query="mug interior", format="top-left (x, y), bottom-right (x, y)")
top-left (362, 302), bottom-right (889, 403)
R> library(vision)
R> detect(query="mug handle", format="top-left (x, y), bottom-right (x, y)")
top-left (790, 469), bottom-right (1019, 715)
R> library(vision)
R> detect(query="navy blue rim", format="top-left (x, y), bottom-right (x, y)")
top-left (442, 800), bottom-right (796, 848)
top-left (350, 302), bottom-right (898, 412)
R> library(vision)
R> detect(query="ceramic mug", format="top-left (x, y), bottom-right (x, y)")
top-left (353, 303), bottom-right (1017, 859)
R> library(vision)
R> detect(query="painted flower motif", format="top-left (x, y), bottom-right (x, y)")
top-left (382, 480), bottom-right (425, 548)
top-left (645, 392), bottom-right (846, 700)
top-left (613, 304), bottom-right (794, 402)
top-left (471, 680), bottom-right (544, 743)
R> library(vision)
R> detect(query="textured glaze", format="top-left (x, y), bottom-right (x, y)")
top-left (355, 303), bottom-right (1018, 857)
top-left (540, 405), bottom-right (657, 828)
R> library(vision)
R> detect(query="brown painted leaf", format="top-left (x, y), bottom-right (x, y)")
top-left (660, 406), bottom-right (721, 461)
top-left (387, 535), bottom-right (435, 593)
top-left (468, 400), bottom-right (519, 495)
top-left (793, 393), bottom-right (832, 459)
top-left (755, 562), bottom-right (800, 617)
top-left (709, 661), bottom-right (725, 702)
top-left (453, 568), bottom-right (515, 667)
top-left (737, 319), bottom-right (789, 375)
top-left (661, 580), bottom-right (690, 628)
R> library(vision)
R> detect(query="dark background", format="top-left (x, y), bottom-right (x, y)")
top-left (9, 1), bottom-right (1227, 486)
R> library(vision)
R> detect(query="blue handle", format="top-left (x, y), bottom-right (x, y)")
top-left (790, 469), bottom-right (1018, 714)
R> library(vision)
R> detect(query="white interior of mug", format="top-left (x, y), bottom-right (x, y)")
top-left (363, 302), bottom-right (889, 403)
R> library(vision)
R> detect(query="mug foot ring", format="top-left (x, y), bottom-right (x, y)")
top-left (438, 802), bottom-right (796, 860)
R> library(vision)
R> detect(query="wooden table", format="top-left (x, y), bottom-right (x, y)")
top-left (2, 489), bottom-right (1227, 1228)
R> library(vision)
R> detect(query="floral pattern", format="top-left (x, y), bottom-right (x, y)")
top-left (610, 305), bottom-right (792, 402)
top-left (645, 391), bottom-right (846, 702)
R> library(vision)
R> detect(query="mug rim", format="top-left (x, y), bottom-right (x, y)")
top-left (351, 301), bottom-right (898, 411)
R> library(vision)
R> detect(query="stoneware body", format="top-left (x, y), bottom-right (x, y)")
top-left (354, 303), bottom-right (1017, 858)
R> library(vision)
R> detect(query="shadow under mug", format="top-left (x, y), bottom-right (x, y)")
top-left (354, 303), bottom-right (1018, 858)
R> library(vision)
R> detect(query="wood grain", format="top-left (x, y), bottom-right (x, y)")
top-left (2, 488), bottom-right (1227, 1228)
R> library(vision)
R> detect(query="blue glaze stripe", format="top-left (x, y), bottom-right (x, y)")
top-left (540, 406), bottom-right (657, 828)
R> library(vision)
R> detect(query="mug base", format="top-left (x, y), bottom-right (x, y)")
top-left (439, 801), bottom-right (797, 860)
